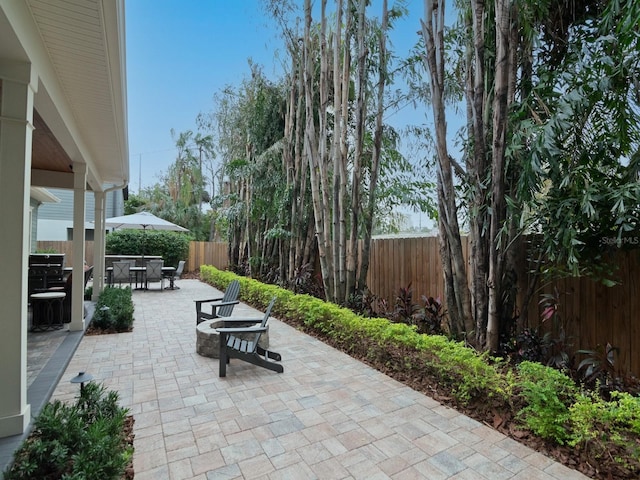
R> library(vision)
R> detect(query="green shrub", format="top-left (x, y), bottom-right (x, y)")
top-left (516, 361), bottom-right (577, 444)
top-left (200, 265), bottom-right (507, 405)
top-left (106, 229), bottom-right (190, 267)
top-left (201, 265), bottom-right (640, 474)
top-left (5, 383), bottom-right (132, 480)
top-left (569, 390), bottom-right (640, 466)
top-left (92, 286), bottom-right (134, 332)
top-left (35, 247), bottom-right (57, 254)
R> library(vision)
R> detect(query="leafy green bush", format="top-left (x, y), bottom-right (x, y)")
top-left (200, 265), bottom-right (507, 405)
top-left (569, 390), bottom-right (640, 465)
top-left (92, 286), bottom-right (134, 332)
top-left (106, 229), bottom-right (190, 267)
top-left (517, 361), bottom-right (577, 444)
top-left (35, 247), bottom-right (57, 254)
top-left (5, 383), bottom-right (132, 480)
top-left (200, 265), bottom-right (640, 475)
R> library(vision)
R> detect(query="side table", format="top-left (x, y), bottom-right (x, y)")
top-left (30, 292), bottom-right (66, 331)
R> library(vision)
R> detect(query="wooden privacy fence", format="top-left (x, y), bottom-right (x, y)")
top-left (187, 241), bottom-right (228, 272)
top-left (366, 236), bottom-right (640, 377)
top-left (36, 241), bottom-right (94, 267)
top-left (37, 237), bottom-right (639, 375)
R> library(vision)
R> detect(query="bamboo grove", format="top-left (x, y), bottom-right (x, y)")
top-left (143, 0), bottom-right (639, 353)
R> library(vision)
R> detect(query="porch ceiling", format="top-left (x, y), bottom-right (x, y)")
top-left (1, 0), bottom-right (129, 191)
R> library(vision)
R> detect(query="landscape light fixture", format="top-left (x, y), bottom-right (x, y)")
top-left (70, 371), bottom-right (93, 393)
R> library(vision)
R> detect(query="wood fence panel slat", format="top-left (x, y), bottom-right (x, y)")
top-left (37, 237), bottom-right (639, 375)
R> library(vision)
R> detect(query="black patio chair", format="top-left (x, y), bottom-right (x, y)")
top-left (216, 297), bottom-right (283, 377)
top-left (195, 279), bottom-right (240, 325)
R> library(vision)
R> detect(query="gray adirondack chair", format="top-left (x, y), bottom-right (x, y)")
top-left (217, 297), bottom-right (283, 377)
top-left (195, 279), bottom-right (240, 325)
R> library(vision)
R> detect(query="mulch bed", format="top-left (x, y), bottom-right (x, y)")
top-left (122, 415), bottom-right (135, 479)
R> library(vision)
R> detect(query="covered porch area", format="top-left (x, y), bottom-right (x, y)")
top-left (0, 0), bottom-right (128, 440)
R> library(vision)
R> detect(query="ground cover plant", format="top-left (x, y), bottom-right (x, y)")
top-left (4, 383), bottom-right (134, 479)
top-left (201, 265), bottom-right (640, 479)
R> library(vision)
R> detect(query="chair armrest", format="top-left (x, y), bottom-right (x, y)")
top-left (212, 300), bottom-right (239, 309)
top-left (195, 297), bottom-right (224, 305)
top-left (221, 317), bottom-right (263, 326)
top-left (217, 326), bottom-right (267, 334)
top-left (195, 297), bottom-right (224, 312)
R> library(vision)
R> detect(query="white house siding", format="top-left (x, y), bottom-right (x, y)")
top-left (37, 188), bottom-right (125, 240)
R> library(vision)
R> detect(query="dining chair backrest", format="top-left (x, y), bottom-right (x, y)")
top-left (83, 265), bottom-right (94, 287)
top-left (145, 260), bottom-right (164, 282)
top-left (175, 260), bottom-right (185, 279)
top-left (112, 261), bottom-right (130, 285)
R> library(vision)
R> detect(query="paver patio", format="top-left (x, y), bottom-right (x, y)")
top-left (44, 279), bottom-right (587, 480)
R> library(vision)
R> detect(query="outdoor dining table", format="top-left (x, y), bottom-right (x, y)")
top-left (106, 266), bottom-right (177, 290)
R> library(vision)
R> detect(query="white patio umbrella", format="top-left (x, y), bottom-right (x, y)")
top-left (104, 212), bottom-right (188, 264)
top-left (104, 211), bottom-right (189, 232)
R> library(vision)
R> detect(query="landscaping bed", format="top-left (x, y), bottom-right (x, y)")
top-left (321, 331), bottom-right (636, 479)
top-left (5, 287), bottom-right (138, 479)
top-left (4, 383), bottom-right (134, 479)
top-left (200, 265), bottom-right (640, 480)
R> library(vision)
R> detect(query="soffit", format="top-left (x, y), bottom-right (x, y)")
top-left (26, 0), bottom-right (128, 188)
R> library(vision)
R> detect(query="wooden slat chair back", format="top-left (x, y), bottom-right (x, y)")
top-left (216, 297), bottom-right (283, 377)
top-left (195, 279), bottom-right (240, 325)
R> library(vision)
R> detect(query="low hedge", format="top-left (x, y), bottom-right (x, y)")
top-left (200, 265), bottom-right (507, 404)
top-left (91, 286), bottom-right (135, 332)
top-left (200, 265), bottom-right (640, 475)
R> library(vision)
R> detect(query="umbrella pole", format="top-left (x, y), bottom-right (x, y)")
top-left (137, 225), bottom-right (147, 290)
top-left (141, 225), bottom-right (146, 266)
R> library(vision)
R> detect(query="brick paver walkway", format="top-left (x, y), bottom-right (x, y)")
top-left (50, 279), bottom-right (588, 480)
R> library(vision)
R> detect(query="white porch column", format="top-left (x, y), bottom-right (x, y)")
top-left (92, 190), bottom-right (106, 298)
top-left (70, 162), bottom-right (87, 331)
top-left (0, 61), bottom-right (37, 437)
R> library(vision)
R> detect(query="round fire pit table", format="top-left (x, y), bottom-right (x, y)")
top-left (196, 319), bottom-right (269, 358)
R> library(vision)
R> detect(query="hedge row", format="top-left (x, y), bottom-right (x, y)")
top-left (200, 265), bottom-right (640, 476)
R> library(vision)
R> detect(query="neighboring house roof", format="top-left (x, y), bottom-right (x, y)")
top-left (0, 0), bottom-right (129, 191)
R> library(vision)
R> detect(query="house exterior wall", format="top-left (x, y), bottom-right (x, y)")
top-left (37, 188), bottom-right (125, 241)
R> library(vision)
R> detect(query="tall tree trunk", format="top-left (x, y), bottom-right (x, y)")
top-left (422, 0), bottom-right (474, 339)
top-left (359, 0), bottom-right (388, 292)
top-left (487, 0), bottom-right (511, 352)
top-left (284, 52), bottom-right (298, 281)
top-left (467, 0), bottom-right (490, 348)
top-left (293, 53), bottom-right (308, 279)
top-left (303, 0), bottom-right (332, 297)
top-left (347, 0), bottom-right (367, 304)
top-left (332, 0), bottom-right (349, 304)
top-left (338, 7), bottom-right (351, 302)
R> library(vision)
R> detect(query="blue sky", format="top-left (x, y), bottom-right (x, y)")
top-left (125, 0), bottom-right (441, 196)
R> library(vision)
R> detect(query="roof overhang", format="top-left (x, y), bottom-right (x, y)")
top-left (30, 186), bottom-right (60, 204)
top-left (0, 0), bottom-right (129, 192)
